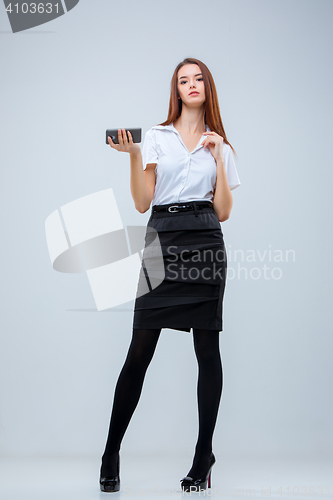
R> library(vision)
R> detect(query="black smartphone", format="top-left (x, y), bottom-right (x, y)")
top-left (106, 128), bottom-right (142, 145)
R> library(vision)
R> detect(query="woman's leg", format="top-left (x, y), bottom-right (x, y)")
top-left (188, 328), bottom-right (223, 478)
top-left (101, 327), bottom-right (161, 477)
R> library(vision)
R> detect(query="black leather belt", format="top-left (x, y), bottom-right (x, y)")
top-left (152, 202), bottom-right (213, 213)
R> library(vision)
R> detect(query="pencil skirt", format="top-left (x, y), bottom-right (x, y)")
top-left (132, 201), bottom-right (227, 333)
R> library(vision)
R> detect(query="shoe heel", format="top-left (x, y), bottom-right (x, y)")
top-left (180, 453), bottom-right (215, 492)
top-left (207, 470), bottom-right (212, 488)
top-left (99, 452), bottom-right (120, 492)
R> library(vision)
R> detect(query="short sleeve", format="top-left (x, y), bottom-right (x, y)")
top-left (141, 129), bottom-right (158, 170)
top-left (223, 144), bottom-right (241, 190)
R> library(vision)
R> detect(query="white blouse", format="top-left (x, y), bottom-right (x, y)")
top-left (141, 123), bottom-right (241, 206)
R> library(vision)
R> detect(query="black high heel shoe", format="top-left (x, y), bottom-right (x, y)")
top-left (180, 452), bottom-right (216, 492)
top-left (99, 453), bottom-right (120, 492)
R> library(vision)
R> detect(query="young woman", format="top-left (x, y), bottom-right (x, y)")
top-left (100, 57), bottom-right (241, 493)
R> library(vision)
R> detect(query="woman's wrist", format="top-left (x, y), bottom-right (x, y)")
top-left (215, 156), bottom-right (225, 172)
top-left (129, 147), bottom-right (141, 159)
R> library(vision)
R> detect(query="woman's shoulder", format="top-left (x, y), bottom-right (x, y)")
top-left (144, 124), bottom-right (174, 144)
top-left (147, 124), bottom-right (174, 133)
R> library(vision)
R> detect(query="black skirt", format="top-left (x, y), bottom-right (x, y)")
top-left (132, 201), bottom-right (227, 333)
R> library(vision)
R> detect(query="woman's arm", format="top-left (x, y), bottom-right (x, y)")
top-left (212, 157), bottom-right (233, 222)
top-left (202, 131), bottom-right (233, 222)
top-left (130, 152), bottom-right (155, 213)
top-left (108, 129), bottom-right (155, 213)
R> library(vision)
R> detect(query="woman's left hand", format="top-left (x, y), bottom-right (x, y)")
top-left (202, 132), bottom-right (224, 162)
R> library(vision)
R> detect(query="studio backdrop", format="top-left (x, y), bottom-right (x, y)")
top-left (0, 0), bottom-right (332, 466)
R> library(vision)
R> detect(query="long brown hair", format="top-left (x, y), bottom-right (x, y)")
top-left (159, 57), bottom-right (236, 155)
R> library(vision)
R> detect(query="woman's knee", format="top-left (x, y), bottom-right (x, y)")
top-left (123, 328), bottom-right (161, 373)
top-left (193, 329), bottom-right (220, 363)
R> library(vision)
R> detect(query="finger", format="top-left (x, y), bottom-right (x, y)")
top-left (127, 130), bottom-right (133, 144)
top-left (108, 139), bottom-right (120, 152)
top-left (118, 129), bottom-right (124, 145)
top-left (108, 136), bottom-right (118, 149)
top-left (121, 128), bottom-right (128, 144)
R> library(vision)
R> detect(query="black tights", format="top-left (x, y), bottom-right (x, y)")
top-left (101, 327), bottom-right (223, 479)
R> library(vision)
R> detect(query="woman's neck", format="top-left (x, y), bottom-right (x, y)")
top-left (173, 106), bottom-right (206, 134)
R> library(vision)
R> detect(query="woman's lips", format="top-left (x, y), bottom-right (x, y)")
top-left (189, 92), bottom-right (199, 96)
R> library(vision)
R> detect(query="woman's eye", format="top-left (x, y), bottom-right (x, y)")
top-left (197, 78), bottom-right (203, 81)
top-left (180, 81), bottom-right (187, 84)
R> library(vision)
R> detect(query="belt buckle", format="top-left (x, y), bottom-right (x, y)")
top-left (168, 205), bottom-right (179, 213)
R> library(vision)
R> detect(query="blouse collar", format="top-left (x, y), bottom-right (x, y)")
top-left (150, 123), bottom-right (210, 155)
top-left (151, 123), bottom-right (211, 133)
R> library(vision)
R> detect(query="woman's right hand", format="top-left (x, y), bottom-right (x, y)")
top-left (108, 129), bottom-right (141, 155)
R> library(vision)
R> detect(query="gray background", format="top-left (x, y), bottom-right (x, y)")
top-left (0, 0), bottom-right (332, 472)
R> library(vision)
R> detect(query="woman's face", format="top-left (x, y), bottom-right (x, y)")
top-left (177, 64), bottom-right (206, 107)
